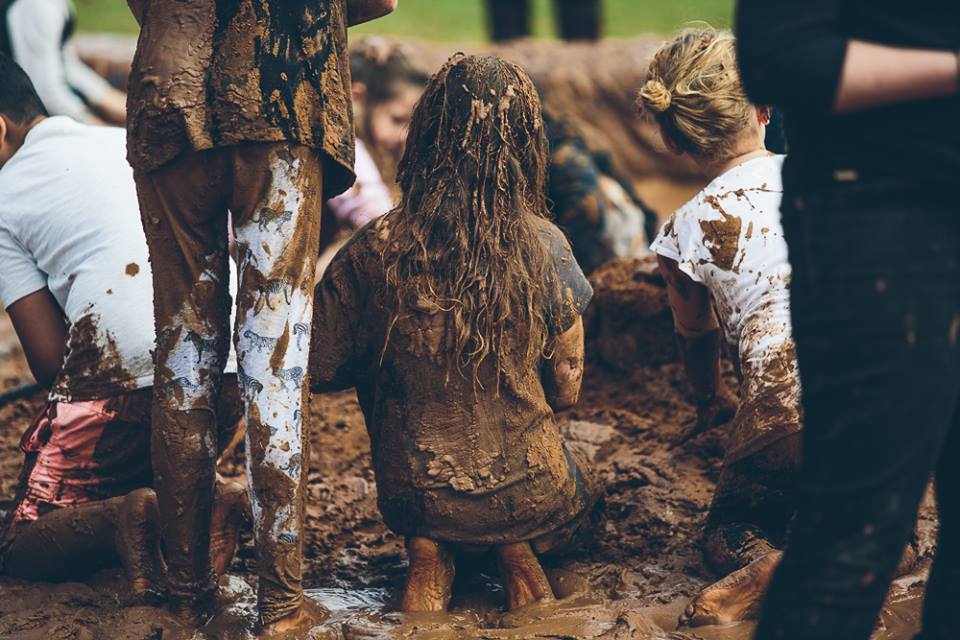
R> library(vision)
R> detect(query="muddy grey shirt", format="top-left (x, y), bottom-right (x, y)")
top-left (126, 0), bottom-right (355, 198)
top-left (310, 214), bottom-right (594, 544)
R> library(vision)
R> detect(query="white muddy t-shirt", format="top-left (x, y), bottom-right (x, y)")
top-left (651, 154), bottom-right (801, 461)
top-left (0, 117), bottom-right (155, 401)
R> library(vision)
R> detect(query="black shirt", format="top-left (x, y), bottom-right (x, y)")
top-left (735, 0), bottom-right (960, 191)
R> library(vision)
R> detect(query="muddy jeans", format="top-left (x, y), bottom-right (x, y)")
top-left (754, 179), bottom-right (960, 640)
top-left (703, 432), bottom-right (800, 575)
top-left (135, 143), bottom-right (322, 623)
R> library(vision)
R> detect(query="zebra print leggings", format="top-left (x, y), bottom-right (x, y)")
top-left (135, 143), bottom-right (323, 624)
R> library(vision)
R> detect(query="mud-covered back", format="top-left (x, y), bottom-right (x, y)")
top-left (310, 214), bottom-right (594, 544)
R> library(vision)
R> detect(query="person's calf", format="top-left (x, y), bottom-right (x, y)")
top-left (115, 488), bottom-right (165, 604)
top-left (210, 477), bottom-right (247, 577)
top-left (497, 541), bottom-right (555, 610)
top-left (401, 537), bottom-right (456, 612)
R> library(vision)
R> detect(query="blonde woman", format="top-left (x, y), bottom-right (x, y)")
top-left (638, 28), bottom-right (801, 627)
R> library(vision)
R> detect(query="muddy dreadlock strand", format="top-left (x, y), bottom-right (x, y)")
top-left (383, 54), bottom-right (552, 389)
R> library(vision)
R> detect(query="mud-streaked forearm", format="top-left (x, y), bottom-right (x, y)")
top-left (543, 317), bottom-right (585, 411)
top-left (347, 0), bottom-right (397, 26)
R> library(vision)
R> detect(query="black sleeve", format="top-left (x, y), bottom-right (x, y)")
top-left (735, 0), bottom-right (849, 113)
top-left (539, 222), bottom-right (594, 336)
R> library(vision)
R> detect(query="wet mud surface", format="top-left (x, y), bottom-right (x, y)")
top-left (0, 308), bottom-right (938, 639)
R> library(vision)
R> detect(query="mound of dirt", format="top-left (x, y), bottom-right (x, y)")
top-left (587, 256), bottom-right (678, 371)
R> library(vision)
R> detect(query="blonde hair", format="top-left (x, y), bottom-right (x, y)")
top-left (637, 27), bottom-right (755, 159)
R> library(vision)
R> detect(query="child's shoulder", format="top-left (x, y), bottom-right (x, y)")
top-left (680, 155), bottom-right (785, 221)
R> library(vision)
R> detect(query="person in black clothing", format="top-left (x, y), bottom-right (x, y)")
top-left (486, 0), bottom-right (601, 42)
top-left (734, 1), bottom-right (960, 638)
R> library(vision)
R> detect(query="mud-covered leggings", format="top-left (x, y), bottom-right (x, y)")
top-left (703, 432), bottom-right (800, 576)
top-left (135, 143), bottom-right (323, 623)
top-left (755, 181), bottom-right (960, 640)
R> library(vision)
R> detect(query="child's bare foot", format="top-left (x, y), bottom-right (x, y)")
top-left (400, 537), bottom-right (455, 612)
top-left (680, 550), bottom-right (782, 627)
top-left (259, 598), bottom-right (329, 637)
top-left (115, 488), bottom-right (165, 604)
top-left (497, 541), bottom-right (555, 610)
top-left (210, 478), bottom-right (247, 577)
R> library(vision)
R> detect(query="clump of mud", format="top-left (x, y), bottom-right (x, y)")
top-left (587, 256), bottom-right (678, 371)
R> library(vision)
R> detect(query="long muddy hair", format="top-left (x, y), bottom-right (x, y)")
top-left (383, 54), bottom-right (552, 388)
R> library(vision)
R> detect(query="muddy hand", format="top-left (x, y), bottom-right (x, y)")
top-left (679, 550), bottom-right (781, 627)
top-left (497, 542), bottom-right (556, 610)
top-left (673, 387), bottom-right (738, 449)
top-left (401, 537), bottom-right (456, 612)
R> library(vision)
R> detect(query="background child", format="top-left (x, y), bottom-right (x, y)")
top-left (638, 28), bottom-right (801, 627)
top-left (0, 0), bottom-right (126, 124)
top-left (0, 54), bottom-right (243, 598)
top-left (310, 54), bottom-right (601, 613)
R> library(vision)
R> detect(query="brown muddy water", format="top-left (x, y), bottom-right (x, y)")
top-left (0, 278), bottom-right (936, 639)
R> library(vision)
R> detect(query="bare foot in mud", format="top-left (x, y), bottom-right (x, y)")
top-left (680, 550), bottom-right (782, 627)
top-left (401, 537), bottom-right (455, 612)
top-left (259, 598), bottom-right (330, 638)
top-left (115, 488), bottom-right (165, 604)
top-left (497, 542), bottom-right (556, 610)
top-left (210, 478), bottom-right (247, 577)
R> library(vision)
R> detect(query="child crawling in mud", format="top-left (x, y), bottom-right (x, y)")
top-left (0, 54), bottom-right (244, 599)
top-left (310, 54), bottom-right (601, 612)
top-left (638, 29), bottom-right (802, 627)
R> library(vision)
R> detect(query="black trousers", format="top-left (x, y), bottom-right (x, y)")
top-left (486, 0), bottom-right (600, 41)
top-left (754, 176), bottom-right (960, 640)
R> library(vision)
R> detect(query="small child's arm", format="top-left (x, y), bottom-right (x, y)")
top-left (542, 317), bottom-right (585, 411)
top-left (7, 289), bottom-right (67, 389)
top-left (657, 254), bottom-right (738, 444)
top-left (347, 0), bottom-right (398, 26)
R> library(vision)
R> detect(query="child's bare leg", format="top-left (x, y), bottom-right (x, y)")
top-left (115, 488), bottom-right (165, 603)
top-left (3, 496), bottom-right (127, 582)
top-left (496, 542), bottom-right (555, 610)
top-left (400, 537), bottom-right (455, 612)
top-left (210, 476), bottom-right (247, 577)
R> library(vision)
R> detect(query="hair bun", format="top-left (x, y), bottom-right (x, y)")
top-left (640, 78), bottom-right (672, 113)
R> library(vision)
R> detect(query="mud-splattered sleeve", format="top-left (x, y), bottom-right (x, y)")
top-left (543, 224), bottom-right (594, 336)
top-left (649, 209), bottom-right (707, 284)
top-left (309, 243), bottom-right (364, 393)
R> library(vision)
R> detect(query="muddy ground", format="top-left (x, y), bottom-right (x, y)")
top-left (0, 260), bottom-right (938, 639)
top-left (0, 34), bottom-right (938, 640)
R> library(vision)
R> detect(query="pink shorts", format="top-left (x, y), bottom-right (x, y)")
top-left (12, 390), bottom-right (152, 523)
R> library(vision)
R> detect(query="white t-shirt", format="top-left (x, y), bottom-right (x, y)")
top-left (0, 118), bottom-right (153, 401)
top-left (326, 139), bottom-right (394, 229)
top-left (651, 155), bottom-right (801, 461)
top-left (4, 0), bottom-right (112, 123)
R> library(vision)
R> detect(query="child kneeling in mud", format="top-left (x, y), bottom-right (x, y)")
top-left (0, 54), bottom-right (244, 598)
top-left (638, 29), bottom-right (802, 627)
top-left (311, 54), bottom-right (601, 612)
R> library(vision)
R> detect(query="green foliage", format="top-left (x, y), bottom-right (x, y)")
top-left (75, 0), bottom-right (734, 38)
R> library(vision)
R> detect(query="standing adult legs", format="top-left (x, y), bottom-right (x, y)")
top-left (754, 187), bottom-right (960, 639)
top-left (554, 0), bottom-right (601, 40)
top-left (486, 0), bottom-right (531, 42)
top-left (229, 143), bottom-right (323, 628)
top-left (919, 396), bottom-right (960, 639)
top-left (135, 151), bottom-right (233, 621)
